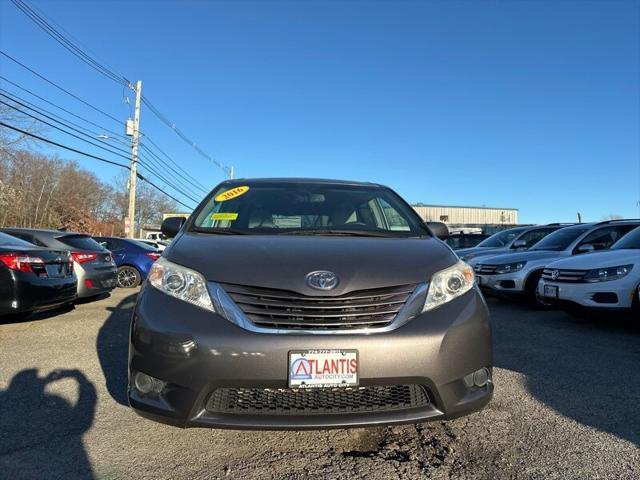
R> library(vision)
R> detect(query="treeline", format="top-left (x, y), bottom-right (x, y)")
top-left (0, 149), bottom-right (178, 236)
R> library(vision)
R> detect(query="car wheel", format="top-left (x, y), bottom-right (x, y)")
top-left (117, 266), bottom-right (141, 288)
top-left (525, 270), bottom-right (551, 309)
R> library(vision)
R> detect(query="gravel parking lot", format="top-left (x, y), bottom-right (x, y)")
top-left (1, 288), bottom-right (638, 479)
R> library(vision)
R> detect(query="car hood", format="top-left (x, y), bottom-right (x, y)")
top-left (456, 246), bottom-right (501, 258)
top-left (166, 233), bottom-right (457, 295)
top-left (478, 250), bottom-right (565, 265)
top-left (545, 249), bottom-right (639, 270)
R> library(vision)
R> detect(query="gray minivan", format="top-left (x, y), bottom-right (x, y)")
top-left (128, 179), bottom-right (493, 429)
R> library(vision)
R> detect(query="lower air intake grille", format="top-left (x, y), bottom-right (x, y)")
top-left (206, 385), bottom-right (430, 416)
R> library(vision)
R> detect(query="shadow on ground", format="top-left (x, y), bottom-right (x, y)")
top-left (491, 298), bottom-right (640, 446)
top-left (96, 291), bottom-right (138, 406)
top-left (0, 368), bottom-right (96, 479)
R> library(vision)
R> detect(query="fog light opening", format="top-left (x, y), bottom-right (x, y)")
top-left (134, 372), bottom-right (166, 396)
top-left (473, 367), bottom-right (490, 387)
top-left (463, 367), bottom-right (491, 389)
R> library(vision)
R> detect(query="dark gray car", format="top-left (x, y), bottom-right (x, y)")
top-left (0, 228), bottom-right (117, 299)
top-left (129, 179), bottom-right (493, 429)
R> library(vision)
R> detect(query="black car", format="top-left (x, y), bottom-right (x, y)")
top-left (129, 178), bottom-right (493, 429)
top-left (0, 231), bottom-right (77, 319)
top-left (1, 228), bottom-right (117, 299)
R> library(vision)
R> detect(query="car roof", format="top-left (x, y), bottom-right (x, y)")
top-left (1, 227), bottom-right (85, 237)
top-left (217, 178), bottom-right (384, 188)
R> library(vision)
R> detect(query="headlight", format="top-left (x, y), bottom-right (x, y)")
top-left (423, 260), bottom-right (475, 312)
top-left (148, 258), bottom-right (214, 311)
top-left (583, 264), bottom-right (633, 283)
top-left (494, 261), bottom-right (527, 274)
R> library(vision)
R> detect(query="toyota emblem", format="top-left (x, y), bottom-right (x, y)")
top-left (306, 271), bottom-right (339, 290)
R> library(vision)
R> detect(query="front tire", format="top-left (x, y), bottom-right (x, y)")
top-left (117, 266), bottom-right (141, 288)
top-left (525, 270), bottom-right (551, 309)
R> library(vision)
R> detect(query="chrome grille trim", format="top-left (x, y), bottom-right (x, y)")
top-left (207, 281), bottom-right (430, 335)
top-left (474, 264), bottom-right (498, 274)
top-left (221, 283), bottom-right (417, 330)
top-left (542, 268), bottom-right (588, 283)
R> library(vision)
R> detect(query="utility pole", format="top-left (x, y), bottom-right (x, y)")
top-left (127, 80), bottom-right (142, 238)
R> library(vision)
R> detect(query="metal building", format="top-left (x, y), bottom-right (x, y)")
top-left (412, 204), bottom-right (518, 225)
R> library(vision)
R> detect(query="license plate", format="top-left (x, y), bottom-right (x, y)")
top-left (288, 349), bottom-right (358, 389)
top-left (543, 285), bottom-right (558, 298)
top-left (102, 278), bottom-right (116, 288)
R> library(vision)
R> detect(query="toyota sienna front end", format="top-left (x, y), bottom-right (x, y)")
top-left (128, 179), bottom-right (493, 429)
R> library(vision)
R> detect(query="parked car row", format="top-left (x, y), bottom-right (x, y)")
top-left (461, 219), bottom-right (640, 318)
top-left (0, 228), bottom-right (163, 320)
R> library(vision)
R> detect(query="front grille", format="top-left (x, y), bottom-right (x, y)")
top-left (542, 268), bottom-right (588, 282)
top-left (206, 385), bottom-right (430, 416)
top-left (221, 283), bottom-right (417, 330)
top-left (475, 264), bottom-right (498, 274)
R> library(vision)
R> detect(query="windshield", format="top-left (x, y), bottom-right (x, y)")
top-left (0, 232), bottom-right (36, 248)
top-left (611, 226), bottom-right (640, 250)
top-left (476, 228), bottom-right (526, 248)
top-left (192, 183), bottom-right (428, 237)
top-left (531, 227), bottom-right (590, 251)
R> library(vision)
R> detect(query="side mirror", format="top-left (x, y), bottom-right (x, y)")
top-left (426, 221), bottom-right (449, 240)
top-left (161, 217), bottom-right (186, 238)
top-left (512, 239), bottom-right (527, 249)
top-left (576, 243), bottom-right (595, 254)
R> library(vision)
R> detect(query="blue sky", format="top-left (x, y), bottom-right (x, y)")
top-left (1, 0), bottom-right (639, 222)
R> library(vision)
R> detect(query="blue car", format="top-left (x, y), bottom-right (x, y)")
top-left (93, 237), bottom-right (161, 288)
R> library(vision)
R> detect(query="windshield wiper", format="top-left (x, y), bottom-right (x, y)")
top-left (278, 229), bottom-right (402, 238)
top-left (192, 228), bottom-right (248, 235)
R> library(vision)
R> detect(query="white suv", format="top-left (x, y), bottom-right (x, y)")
top-left (474, 220), bottom-right (640, 307)
top-left (538, 226), bottom-right (640, 316)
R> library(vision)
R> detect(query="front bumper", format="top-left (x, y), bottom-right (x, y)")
top-left (476, 270), bottom-right (527, 296)
top-left (538, 278), bottom-right (636, 311)
top-left (128, 285), bottom-right (493, 429)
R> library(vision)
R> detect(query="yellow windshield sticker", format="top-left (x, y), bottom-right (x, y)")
top-left (215, 186), bottom-right (249, 202)
top-left (211, 212), bottom-right (239, 221)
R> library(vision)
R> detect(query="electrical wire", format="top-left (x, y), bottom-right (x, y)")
top-left (0, 50), bottom-right (122, 124)
top-left (0, 75), bottom-right (128, 140)
top-left (141, 135), bottom-right (210, 191)
top-left (1, 85), bottom-right (204, 199)
top-left (11, 0), bottom-right (131, 88)
top-left (0, 122), bottom-right (195, 209)
top-left (141, 95), bottom-right (232, 177)
top-left (0, 121), bottom-right (128, 169)
top-left (1, 100), bottom-right (201, 205)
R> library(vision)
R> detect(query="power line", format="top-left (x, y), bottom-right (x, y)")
top-left (0, 86), bottom-right (119, 142)
top-left (0, 50), bottom-right (123, 124)
top-left (1, 98), bottom-right (133, 161)
top-left (11, 0), bottom-right (131, 88)
top-left (137, 144), bottom-right (208, 198)
top-left (139, 143), bottom-right (208, 194)
top-left (9, 2), bottom-right (233, 180)
top-left (2, 99), bottom-right (200, 204)
top-left (141, 95), bottom-right (232, 177)
top-left (0, 75), bottom-right (128, 140)
top-left (1, 83), bottom-right (205, 200)
top-left (0, 121), bottom-right (128, 169)
top-left (0, 122), bottom-right (195, 209)
top-left (141, 135), bottom-right (210, 191)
